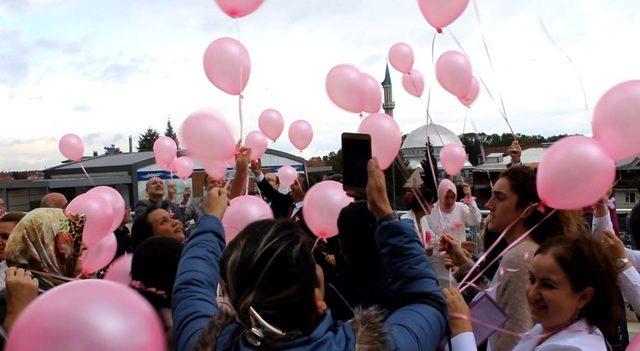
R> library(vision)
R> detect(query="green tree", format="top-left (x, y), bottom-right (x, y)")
top-left (164, 118), bottom-right (178, 147)
top-left (137, 127), bottom-right (160, 152)
top-left (420, 138), bottom-right (439, 194)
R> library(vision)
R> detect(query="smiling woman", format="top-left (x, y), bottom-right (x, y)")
top-left (130, 206), bottom-right (185, 252)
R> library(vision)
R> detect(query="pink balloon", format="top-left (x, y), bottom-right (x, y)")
top-left (222, 195), bottom-right (273, 242)
top-left (204, 160), bottom-right (227, 180)
top-left (277, 165), bottom-right (298, 188)
top-left (104, 254), bottom-right (132, 286)
top-left (153, 136), bottom-right (177, 168)
top-left (629, 333), bottom-right (640, 351)
top-left (258, 109), bottom-right (285, 141)
top-left (172, 156), bottom-right (194, 180)
top-left (402, 69), bottom-right (425, 97)
top-left (6, 279), bottom-right (166, 351)
top-left (592, 80), bottom-right (640, 161)
top-left (537, 136), bottom-right (615, 210)
top-left (88, 186), bottom-right (125, 233)
top-left (303, 181), bottom-right (353, 240)
top-left (244, 131), bottom-right (268, 161)
top-left (326, 64), bottom-right (367, 113)
top-left (58, 134), bottom-right (84, 162)
top-left (288, 120), bottom-right (313, 151)
top-left (203, 37), bottom-right (250, 95)
top-left (179, 109), bottom-right (236, 163)
top-left (66, 193), bottom-right (114, 246)
top-left (81, 234), bottom-right (117, 274)
top-left (357, 113), bottom-right (402, 170)
top-left (389, 43), bottom-right (414, 74)
top-left (440, 143), bottom-right (467, 176)
top-left (435, 51), bottom-right (473, 98)
top-left (417, 0), bottom-right (469, 31)
top-left (459, 76), bottom-right (480, 106)
top-left (214, 0), bottom-right (265, 18)
top-left (362, 73), bottom-right (382, 114)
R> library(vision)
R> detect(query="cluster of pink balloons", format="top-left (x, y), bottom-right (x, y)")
top-left (222, 195), bottom-right (274, 242)
top-left (214, 0), bottom-right (265, 18)
top-left (326, 64), bottom-right (382, 114)
top-left (59, 134), bottom-right (85, 162)
top-left (357, 113), bottom-right (402, 170)
top-left (435, 51), bottom-right (477, 104)
top-left (203, 37), bottom-right (251, 96)
top-left (303, 181), bottom-right (353, 240)
top-left (417, 0), bottom-right (470, 33)
top-left (388, 43), bottom-right (425, 98)
top-left (440, 144), bottom-right (467, 176)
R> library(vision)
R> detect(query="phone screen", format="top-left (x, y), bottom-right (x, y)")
top-left (342, 133), bottom-right (372, 192)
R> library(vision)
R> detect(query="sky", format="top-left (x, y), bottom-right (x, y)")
top-left (1, 0), bottom-right (639, 171)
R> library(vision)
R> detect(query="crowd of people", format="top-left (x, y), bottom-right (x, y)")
top-left (0, 144), bottom-right (639, 351)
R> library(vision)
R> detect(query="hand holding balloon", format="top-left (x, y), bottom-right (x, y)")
top-left (204, 187), bottom-right (230, 220)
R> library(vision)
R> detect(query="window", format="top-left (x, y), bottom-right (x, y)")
top-left (626, 192), bottom-right (636, 203)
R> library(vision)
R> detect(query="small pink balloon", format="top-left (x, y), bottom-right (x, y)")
top-left (244, 131), bottom-right (268, 161)
top-left (6, 280), bottom-right (166, 351)
top-left (179, 109), bottom-right (236, 163)
top-left (537, 136), bottom-right (615, 210)
top-left (440, 143), bottom-right (467, 176)
top-left (592, 80), bottom-right (640, 161)
top-left (172, 156), bottom-right (194, 180)
top-left (66, 193), bottom-right (114, 246)
top-left (204, 160), bottom-right (227, 180)
top-left (277, 165), bottom-right (298, 188)
top-left (153, 136), bottom-right (177, 168)
top-left (417, 0), bottom-right (470, 32)
top-left (288, 120), bottom-right (313, 151)
top-left (81, 234), bottom-right (117, 274)
top-left (459, 76), bottom-right (480, 106)
top-left (203, 37), bottom-right (250, 95)
top-left (402, 69), bottom-right (425, 97)
top-left (88, 186), bottom-right (125, 233)
top-left (389, 43), bottom-right (414, 74)
top-left (303, 181), bottom-right (353, 240)
top-left (58, 134), bottom-right (84, 161)
top-left (435, 50), bottom-right (473, 98)
top-left (258, 109), bottom-right (284, 141)
top-left (214, 0), bottom-right (265, 18)
top-left (104, 254), bottom-right (132, 286)
top-left (222, 195), bottom-right (273, 243)
top-left (357, 113), bottom-right (402, 170)
top-left (362, 73), bottom-right (382, 113)
top-left (326, 64), bottom-right (367, 113)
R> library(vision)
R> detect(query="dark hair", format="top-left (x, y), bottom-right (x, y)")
top-left (327, 174), bottom-right (343, 183)
top-left (220, 219), bottom-right (319, 341)
top-left (337, 201), bottom-right (382, 282)
top-left (0, 212), bottom-right (26, 223)
top-left (130, 206), bottom-right (159, 251)
top-left (131, 236), bottom-right (183, 309)
top-left (410, 187), bottom-right (434, 213)
top-left (535, 235), bottom-right (620, 341)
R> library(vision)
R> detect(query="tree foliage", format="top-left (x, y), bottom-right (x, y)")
top-left (137, 127), bottom-right (160, 152)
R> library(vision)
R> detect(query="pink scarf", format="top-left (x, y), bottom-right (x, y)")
top-left (438, 179), bottom-right (457, 212)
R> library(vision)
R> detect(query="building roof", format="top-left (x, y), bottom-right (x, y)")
top-left (402, 123), bottom-right (462, 149)
top-left (48, 152), bottom-right (155, 171)
top-left (487, 152), bottom-right (504, 157)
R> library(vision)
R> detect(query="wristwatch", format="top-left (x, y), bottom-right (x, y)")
top-left (615, 257), bottom-right (631, 271)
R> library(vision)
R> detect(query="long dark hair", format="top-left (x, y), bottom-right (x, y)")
top-left (130, 206), bottom-right (159, 251)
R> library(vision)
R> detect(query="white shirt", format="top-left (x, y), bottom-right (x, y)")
top-left (429, 200), bottom-right (482, 242)
top-left (291, 201), bottom-right (303, 218)
top-left (401, 210), bottom-right (434, 247)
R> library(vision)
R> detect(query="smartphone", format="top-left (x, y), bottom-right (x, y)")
top-left (342, 133), bottom-right (372, 192)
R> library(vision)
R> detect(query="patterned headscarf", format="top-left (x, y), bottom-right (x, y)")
top-left (5, 208), bottom-right (85, 279)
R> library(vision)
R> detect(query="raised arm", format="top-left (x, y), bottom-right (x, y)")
top-left (461, 184), bottom-right (481, 226)
top-left (229, 147), bottom-right (250, 199)
top-left (250, 159), bottom-right (288, 204)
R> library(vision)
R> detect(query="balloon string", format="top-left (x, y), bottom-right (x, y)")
top-left (238, 94), bottom-right (244, 144)
top-left (245, 172), bottom-right (249, 196)
top-left (80, 163), bottom-right (95, 186)
top-left (328, 283), bottom-right (356, 315)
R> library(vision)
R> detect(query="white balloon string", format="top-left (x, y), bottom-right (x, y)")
top-left (238, 94), bottom-right (244, 144)
top-left (245, 171), bottom-right (249, 195)
top-left (80, 163), bottom-right (95, 186)
top-left (235, 18), bottom-right (245, 143)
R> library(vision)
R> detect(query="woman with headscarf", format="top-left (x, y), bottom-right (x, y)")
top-left (429, 179), bottom-right (482, 242)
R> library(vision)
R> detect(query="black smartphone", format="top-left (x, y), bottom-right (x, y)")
top-left (342, 133), bottom-right (372, 192)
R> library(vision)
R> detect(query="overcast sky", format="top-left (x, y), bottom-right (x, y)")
top-left (1, 0), bottom-right (638, 171)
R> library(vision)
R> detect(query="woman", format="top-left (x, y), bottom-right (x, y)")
top-left (173, 158), bottom-right (447, 351)
top-left (429, 179), bottom-right (481, 242)
top-left (129, 206), bottom-right (185, 251)
top-left (445, 235), bottom-right (618, 351)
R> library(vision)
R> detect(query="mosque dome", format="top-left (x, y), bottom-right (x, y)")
top-left (402, 124), bottom-right (462, 149)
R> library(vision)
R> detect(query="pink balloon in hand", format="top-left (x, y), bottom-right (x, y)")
top-left (88, 186), bottom-right (125, 233)
top-left (153, 136), bottom-right (177, 168)
top-left (389, 43), bottom-right (414, 74)
top-left (303, 181), bottom-right (353, 240)
top-left (277, 165), bottom-right (298, 188)
top-left (459, 76), bottom-right (480, 106)
top-left (172, 156), bottom-right (194, 180)
top-left (66, 193), bottom-right (114, 246)
top-left (214, 0), bottom-right (265, 18)
top-left (435, 51), bottom-right (473, 98)
top-left (258, 109), bottom-right (284, 141)
top-left (81, 234), bottom-right (117, 274)
top-left (104, 254), bottom-right (132, 286)
top-left (59, 134), bottom-right (84, 161)
top-left (204, 160), bottom-right (227, 180)
top-left (203, 37), bottom-right (250, 95)
top-left (357, 113), bottom-right (402, 170)
top-left (222, 195), bottom-right (273, 243)
top-left (402, 69), bottom-right (425, 97)
top-left (417, 0), bottom-right (470, 32)
top-left (362, 73), bottom-right (382, 114)
top-left (288, 120), bottom-right (313, 151)
top-left (440, 143), bottom-right (467, 176)
top-left (326, 64), bottom-right (366, 113)
top-left (244, 131), bottom-right (268, 160)
top-left (537, 136), bottom-right (615, 210)
top-left (179, 109), bottom-right (236, 163)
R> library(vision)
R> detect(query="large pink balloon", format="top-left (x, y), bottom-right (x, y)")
top-left (326, 64), bottom-right (367, 113)
top-left (88, 186), bottom-right (125, 233)
top-left (66, 193), bottom-right (114, 246)
top-left (629, 333), bottom-right (640, 351)
top-left (214, 0), bottom-right (265, 18)
top-left (203, 37), bottom-right (250, 95)
top-left (417, 0), bottom-right (470, 32)
top-left (104, 254), bottom-right (132, 286)
top-left (258, 109), bottom-right (284, 141)
top-left (288, 120), bottom-right (313, 151)
top-left (222, 196), bottom-right (273, 242)
top-left (357, 113), bottom-right (402, 170)
top-left (435, 51), bottom-right (473, 98)
top-left (153, 136), bottom-right (177, 168)
top-left (537, 136), bottom-right (615, 210)
top-left (204, 160), bottom-right (227, 180)
top-left (303, 181), bottom-right (353, 240)
top-left (59, 134), bottom-right (84, 161)
top-left (277, 165), bottom-right (298, 188)
top-left (81, 234), bottom-right (117, 274)
top-left (244, 131), bottom-right (268, 161)
top-left (6, 279), bottom-right (166, 351)
top-left (402, 69), bottom-right (425, 97)
top-left (440, 143), bottom-right (467, 176)
top-left (172, 156), bottom-right (194, 180)
top-left (362, 74), bottom-right (382, 114)
top-left (459, 76), bottom-right (480, 106)
top-left (592, 80), bottom-right (640, 161)
top-left (179, 109), bottom-right (236, 163)
top-left (389, 43), bottom-right (414, 74)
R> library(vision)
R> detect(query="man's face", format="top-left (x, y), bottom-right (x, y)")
top-left (167, 183), bottom-right (177, 195)
top-left (146, 178), bottom-right (165, 197)
top-left (0, 221), bottom-right (16, 261)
